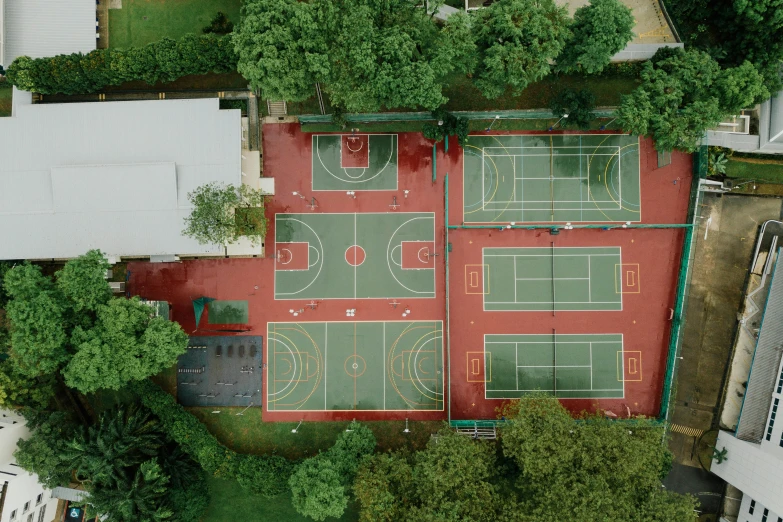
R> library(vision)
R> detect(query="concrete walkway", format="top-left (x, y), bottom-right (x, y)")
top-left (668, 194), bottom-right (782, 468)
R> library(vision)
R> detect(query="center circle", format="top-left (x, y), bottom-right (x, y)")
top-left (344, 355), bottom-right (366, 378)
top-left (345, 245), bottom-right (366, 267)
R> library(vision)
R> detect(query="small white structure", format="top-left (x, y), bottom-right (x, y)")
top-left (712, 250), bottom-right (783, 521)
top-left (0, 0), bottom-right (97, 69)
top-left (0, 90), bottom-right (263, 261)
top-left (0, 410), bottom-right (58, 522)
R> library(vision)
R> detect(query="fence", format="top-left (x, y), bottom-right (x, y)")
top-left (298, 108), bottom-right (617, 125)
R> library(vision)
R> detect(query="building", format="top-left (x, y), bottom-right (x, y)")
top-left (711, 244), bottom-right (783, 521)
top-left (0, 0), bottom-right (97, 69)
top-left (0, 410), bottom-right (58, 522)
top-left (0, 89), bottom-right (264, 262)
top-left (707, 95), bottom-right (783, 154)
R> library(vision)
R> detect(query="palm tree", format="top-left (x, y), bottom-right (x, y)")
top-left (83, 460), bottom-right (174, 521)
top-left (63, 404), bottom-right (165, 485)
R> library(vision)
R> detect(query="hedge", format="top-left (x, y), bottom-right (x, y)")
top-left (5, 34), bottom-right (238, 95)
top-left (131, 380), bottom-right (293, 497)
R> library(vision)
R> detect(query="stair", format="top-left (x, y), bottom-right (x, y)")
top-left (267, 100), bottom-right (287, 117)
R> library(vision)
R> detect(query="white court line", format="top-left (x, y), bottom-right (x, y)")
top-left (516, 277), bottom-right (589, 281)
top-left (588, 256), bottom-right (592, 301)
top-left (324, 323), bottom-right (328, 410)
top-left (517, 365), bottom-right (592, 368)
top-left (383, 322), bottom-right (386, 410)
top-left (354, 213), bottom-right (357, 300)
top-left (481, 147), bottom-right (486, 211)
top-left (312, 134), bottom-right (398, 191)
top-left (589, 342), bottom-right (593, 391)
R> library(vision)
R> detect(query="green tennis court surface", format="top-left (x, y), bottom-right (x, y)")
top-left (463, 134), bottom-right (640, 223)
top-left (312, 134), bottom-right (398, 191)
top-left (207, 300), bottom-right (249, 324)
top-left (267, 321), bottom-right (444, 411)
top-left (481, 247), bottom-right (628, 311)
top-left (275, 213), bottom-right (435, 300)
top-left (483, 334), bottom-right (624, 399)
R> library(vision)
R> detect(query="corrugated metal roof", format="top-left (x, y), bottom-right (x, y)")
top-left (2, 0), bottom-right (96, 66)
top-left (0, 94), bottom-right (241, 260)
top-left (737, 252), bottom-right (783, 442)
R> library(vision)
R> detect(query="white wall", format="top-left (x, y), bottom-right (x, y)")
top-left (0, 410), bottom-right (57, 522)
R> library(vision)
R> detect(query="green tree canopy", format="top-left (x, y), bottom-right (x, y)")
top-left (289, 457), bottom-right (348, 521)
top-left (473, 0), bottom-right (571, 99)
top-left (83, 460), bottom-right (174, 522)
top-left (63, 298), bottom-right (188, 394)
top-left (555, 0), bottom-right (635, 74)
top-left (55, 249), bottom-right (111, 314)
top-left (0, 356), bottom-right (56, 409)
top-left (617, 48), bottom-right (766, 152)
top-left (183, 183), bottom-right (267, 247)
top-left (499, 393), bottom-right (697, 521)
top-left (549, 88), bottom-right (597, 129)
top-left (234, 0), bottom-right (476, 112)
top-left (422, 109), bottom-right (470, 147)
top-left (233, 0), bottom-right (324, 102)
top-left (13, 409), bottom-right (79, 489)
top-left (354, 430), bottom-right (509, 522)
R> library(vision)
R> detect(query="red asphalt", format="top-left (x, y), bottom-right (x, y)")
top-left (129, 125), bottom-right (691, 422)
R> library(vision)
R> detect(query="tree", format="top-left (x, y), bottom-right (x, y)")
top-left (290, 457), bottom-right (348, 521)
top-left (0, 356), bottom-right (56, 409)
top-left (63, 404), bottom-right (165, 485)
top-left (55, 249), bottom-right (111, 314)
top-left (203, 12), bottom-right (234, 34)
top-left (555, 0), bottom-right (635, 74)
top-left (83, 460), bottom-right (174, 522)
top-left (354, 430), bottom-right (507, 522)
top-left (233, 0), bottom-right (324, 102)
top-left (326, 420), bottom-right (377, 479)
top-left (13, 409), bottom-right (79, 489)
top-left (234, 0), bottom-right (476, 112)
top-left (499, 393), bottom-right (698, 521)
top-left (3, 264), bottom-right (70, 377)
top-left (183, 183), bottom-right (267, 246)
top-left (63, 298), bottom-right (188, 394)
top-left (549, 88), bottom-right (596, 129)
top-left (473, 0), bottom-right (570, 99)
top-left (617, 48), bottom-right (724, 152)
top-left (422, 109), bottom-right (470, 147)
top-left (714, 61), bottom-right (769, 114)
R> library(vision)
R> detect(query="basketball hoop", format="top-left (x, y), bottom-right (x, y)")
top-left (306, 300), bottom-right (319, 311)
top-left (346, 131), bottom-right (363, 153)
top-left (389, 196), bottom-right (399, 211)
top-left (276, 250), bottom-right (291, 265)
top-left (388, 300), bottom-right (400, 309)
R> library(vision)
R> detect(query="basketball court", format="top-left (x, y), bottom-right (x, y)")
top-left (466, 333), bottom-right (632, 399)
top-left (267, 321), bottom-right (444, 411)
top-left (465, 246), bottom-right (640, 311)
top-left (312, 134), bottom-right (398, 191)
top-left (275, 212), bottom-right (436, 300)
top-left (463, 134), bottom-right (641, 223)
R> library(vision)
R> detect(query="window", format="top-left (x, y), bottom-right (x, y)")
top-left (26, 514), bottom-right (33, 522)
top-left (751, 500), bottom-right (756, 514)
top-left (35, 493), bottom-right (42, 505)
top-left (763, 508), bottom-right (769, 522)
top-left (23, 501), bottom-right (30, 513)
top-left (10, 509), bottom-right (17, 520)
top-left (36, 506), bottom-right (46, 522)
top-left (767, 399), bottom-right (780, 441)
top-left (777, 366), bottom-right (783, 394)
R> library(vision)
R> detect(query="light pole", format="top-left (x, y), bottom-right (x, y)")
top-left (235, 402), bottom-right (254, 416)
top-left (549, 114), bottom-right (569, 131)
top-left (292, 419), bottom-right (303, 433)
top-left (600, 117), bottom-right (617, 130)
top-left (403, 418), bottom-right (410, 433)
top-left (292, 191), bottom-right (306, 200)
top-left (485, 115), bottom-right (500, 132)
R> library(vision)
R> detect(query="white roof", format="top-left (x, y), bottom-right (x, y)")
top-left (2, 0), bottom-right (97, 67)
top-left (0, 92), bottom-right (241, 260)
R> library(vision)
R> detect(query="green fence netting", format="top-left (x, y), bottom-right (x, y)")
top-left (658, 143), bottom-right (707, 421)
top-left (298, 108), bottom-right (617, 125)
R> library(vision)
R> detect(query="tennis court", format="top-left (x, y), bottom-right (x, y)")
top-left (275, 212), bottom-right (436, 300)
top-left (267, 321), bottom-right (444, 411)
top-left (470, 333), bottom-right (626, 399)
top-left (463, 134), bottom-right (640, 223)
top-left (466, 247), bottom-right (640, 311)
top-left (312, 134), bottom-right (398, 191)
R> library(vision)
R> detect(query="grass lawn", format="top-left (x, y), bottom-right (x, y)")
top-left (189, 406), bottom-right (445, 460)
top-left (726, 157), bottom-right (783, 183)
top-left (109, 0), bottom-right (242, 49)
top-left (203, 477), bottom-right (359, 522)
top-left (0, 84), bottom-right (12, 117)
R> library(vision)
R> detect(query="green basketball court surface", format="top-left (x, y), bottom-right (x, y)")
top-left (267, 321), bottom-right (444, 411)
top-left (478, 247), bottom-right (637, 311)
top-left (275, 212), bottom-right (436, 300)
top-left (482, 334), bottom-right (624, 399)
top-left (463, 134), bottom-right (640, 223)
top-left (312, 134), bottom-right (398, 191)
